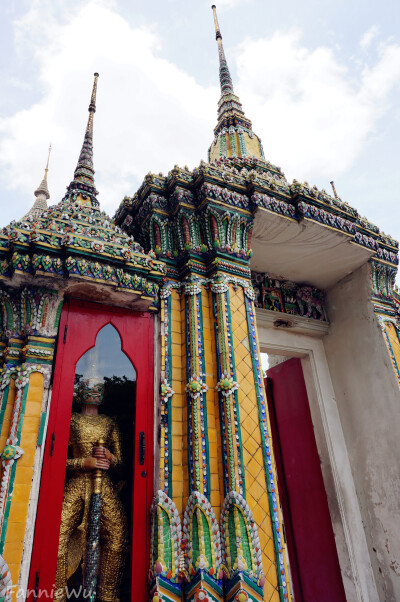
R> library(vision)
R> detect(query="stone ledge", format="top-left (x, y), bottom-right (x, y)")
top-left (255, 307), bottom-right (329, 337)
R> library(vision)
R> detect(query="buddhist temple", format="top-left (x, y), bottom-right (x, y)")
top-left (0, 6), bottom-right (399, 602)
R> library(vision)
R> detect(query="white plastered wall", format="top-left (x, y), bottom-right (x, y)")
top-left (324, 263), bottom-right (400, 602)
top-left (256, 309), bottom-right (379, 602)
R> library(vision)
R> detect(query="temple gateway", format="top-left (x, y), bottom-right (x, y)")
top-left (0, 6), bottom-right (399, 602)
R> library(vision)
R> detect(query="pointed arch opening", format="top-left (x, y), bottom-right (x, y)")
top-left (59, 322), bottom-right (138, 601)
top-left (29, 300), bottom-right (155, 602)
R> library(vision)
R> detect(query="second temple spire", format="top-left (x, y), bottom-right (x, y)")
top-left (64, 72), bottom-right (99, 206)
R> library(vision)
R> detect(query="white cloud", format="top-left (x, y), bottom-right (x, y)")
top-left (0, 0), bottom-right (216, 221)
top-left (235, 28), bottom-right (400, 182)
top-left (360, 25), bottom-right (380, 49)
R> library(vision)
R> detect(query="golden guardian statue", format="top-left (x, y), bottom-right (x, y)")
top-left (54, 379), bottom-right (128, 602)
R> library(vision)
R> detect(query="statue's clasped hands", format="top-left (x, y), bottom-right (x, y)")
top-left (83, 446), bottom-right (114, 471)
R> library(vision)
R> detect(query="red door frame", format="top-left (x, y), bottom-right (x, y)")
top-left (28, 298), bottom-right (154, 601)
top-left (265, 358), bottom-right (346, 602)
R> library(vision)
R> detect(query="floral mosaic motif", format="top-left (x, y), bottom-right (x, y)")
top-left (252, 193), bottom-right (296, 219)
top-left (182, 491), bottom-right (223, 581)
top-left (216, 373), bottom-right (239, 398)
top-left (149, 491), bottom-right (181, 583)
top-left (252, 271), bottom-right (327, 321)
top-left (199, 183), bottom-right (249, 210)
top-left (297, 201), bottom-right (356, 234)
top-left (209, 155), bottom-right (284, 180)
top-left (185, 281), bottom-right (202, 296)
top-left (243, 285), bottom-right (256, 301)
top-left (220, 491), bottom-right (264, 587)
top-left (186, 375), bottom-right (208, 400)
top-left (1, 442), bottom-right (23, 465)
top-left (193, 588), bottom-right (209, 601)
top-left (376, 246), bottom-right (399, 265)
top-left (210, 278), bottom-right (229, 294)
top-left (170, 187), bottom-right (195, 208)
top-left (160, 379), bottom-right (175, 404)
top-left (354, 231), bottom-right (379, 251)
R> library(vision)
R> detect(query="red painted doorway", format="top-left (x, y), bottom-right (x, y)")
top-left (28, 298), bottom-right (154, 601)
top-left (265, 357), bottom-right (346, 602)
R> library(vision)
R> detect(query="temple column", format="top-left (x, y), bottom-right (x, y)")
top-left (0, 287), bottom-right (62, 600)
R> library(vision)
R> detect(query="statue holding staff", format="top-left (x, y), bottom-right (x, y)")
top-left (54, 378), bottom-right (128, 602)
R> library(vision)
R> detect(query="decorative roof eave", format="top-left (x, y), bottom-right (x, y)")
top-left (193, 164), bottom-right (247, 194)
top-left (290, 180), bottom-right (358, 221)
top-left (136, 172), bottom-right (167, 201)
top-left (1, 231), bottom-right (165, 277)
top-left (0, 251), bottom-right (164, 312)
top-left (165, 166), bottom-right (194, 191)
top-left (115, 158), bottom-right (399, 270)
top-left (0, 198), bottom-right (166, 311)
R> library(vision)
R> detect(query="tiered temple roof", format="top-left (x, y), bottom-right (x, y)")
top-left (0, 74), bottom-right (165, 312)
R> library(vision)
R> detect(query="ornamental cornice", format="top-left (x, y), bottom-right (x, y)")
top-left (115, 159), bottom-right (398, 270)
top-left (160, 274), bottom-right (255, 299)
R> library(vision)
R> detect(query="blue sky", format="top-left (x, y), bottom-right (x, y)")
top-left (0, 0), bottom-right (399, 264)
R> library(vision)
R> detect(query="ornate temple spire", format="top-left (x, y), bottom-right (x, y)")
top-left (34, 143), bottom-right (51, 201)
top-left (22, 144), bottom-right (51, 219)
top-left (64, 73), bottom-right (99, 206)
top-left (212, 5), bottom-right (234, 95)
top-left (209, 6), bottom-right (264, 162)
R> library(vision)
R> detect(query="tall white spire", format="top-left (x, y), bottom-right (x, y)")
top-left (23, 144), bottom-right (52, 219)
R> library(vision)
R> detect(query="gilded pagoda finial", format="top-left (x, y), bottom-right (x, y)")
top-left (64, 72), bottom-right (99, 206)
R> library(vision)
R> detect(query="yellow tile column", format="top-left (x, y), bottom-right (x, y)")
top-left (2, 371), bottom-right (44, 601)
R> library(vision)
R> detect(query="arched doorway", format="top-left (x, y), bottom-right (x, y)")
top-left (28, 299), bottom-right (154, 601)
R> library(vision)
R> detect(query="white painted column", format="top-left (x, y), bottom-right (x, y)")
top-left (256, 308), bottom-right (379, 602)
